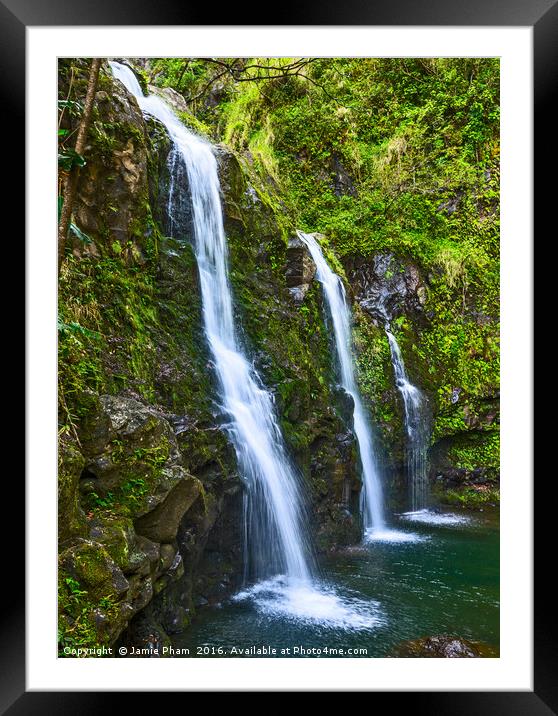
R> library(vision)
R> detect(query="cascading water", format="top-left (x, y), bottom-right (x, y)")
top-left (362, 279), bottom-right (430, 515)
top-left (384, 326), bottom-right (430, 512)
top-left (110, 62), bottom-right (386, 627)
top-left (109, 61), bottom-right (311, 585)
top-left (296, 233), bottom-right (388, 533)
top-left (298, 232), bottom-right (422, 544)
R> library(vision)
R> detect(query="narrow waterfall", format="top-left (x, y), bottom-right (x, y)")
top-left (297, 232), bottom-right (385, 534)
top-left (384, 327), bottom-right (429, 511)
top-left (110, 61), bottom-right (312, 585)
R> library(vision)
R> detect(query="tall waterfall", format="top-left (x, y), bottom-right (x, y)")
top-left (297, 232), bottom-right (385, 533)
top-left (384, 326), bottom-right (429, 511)
top-left (110, 61), bottom-right (312, 585)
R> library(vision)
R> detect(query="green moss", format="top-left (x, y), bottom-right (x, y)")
top-left (58, 236), bottom-right (182, 420)
top-left (177, 110), bottom-right (212, 138)
top-left (92, 517), bottom-right (134, 568)
top-left (89, 118), bottom-right (146, 157)
top-left (352, 313), bottom-right (403, 456)
top-left (449, 433), bottom-right (500, 470)
top-left (84, 436), bottom-right (172, 517)
top-left (58, 436), bottom-right (88, 540)
top-left (58, 538), bottom-right (129, 655)
top-left (448, 432), bottom-right (499, 473)
top-left (442, 485), bottom-right (500, 508)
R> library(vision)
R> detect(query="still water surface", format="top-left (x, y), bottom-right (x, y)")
top-left (172, 508), bottom-right (499, 657)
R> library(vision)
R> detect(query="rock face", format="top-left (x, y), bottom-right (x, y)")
top-left (72, 78), bottom-right (151, 262)
top-left (347, 252), bottom-right (427, 324)
top-left (59, 394), bottom-right (203, 647)
top-left (310, 426), bottom-right (362, 550)
top-left (342, 248), bottom-right (499, 509)
top-left (285, 234), bottom-right (317, 305)
top-left (330, 153), bottom-right (357, 198)
top-left (58, 434), bottom-right (88, 543)
top-left (161, 146), bottom-right (192, 239)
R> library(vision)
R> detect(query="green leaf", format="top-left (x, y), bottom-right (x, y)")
top-left (58, 148), bottom-right (86, 171)
top-left (69, 222), bottom-right (92, 245)
top-left (58, 317), bottom-right (100, 340)
top-left (58, 99), bottom-right (83, 116)
top-left (58, 128), bottom-right (69, 137)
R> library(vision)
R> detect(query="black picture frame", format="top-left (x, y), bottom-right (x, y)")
top-left (8, 0), bottom-right (546, 709)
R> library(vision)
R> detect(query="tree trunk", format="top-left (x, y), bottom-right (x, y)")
top-left (58, 58), bottom-right (102, 273)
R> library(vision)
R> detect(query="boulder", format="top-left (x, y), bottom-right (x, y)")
top-left (134, 470), bottom-right (202, 542)
top-left (147, 84), bottom-right (190, 114)
top-left (79, 394), bottom-right (180, 505)
top-left (87, 514), bottom-right (136, 570)
top-left (59, 539), bottom-right (129, 601)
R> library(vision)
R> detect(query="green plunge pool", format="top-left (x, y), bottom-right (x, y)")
top-left (170, 508), bottom-right (499, 658)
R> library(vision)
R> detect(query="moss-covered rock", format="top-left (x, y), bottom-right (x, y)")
top-left (58, 434), bottom-right (88, 543)
top-left (134, 471), bottom-right (202, 542)
top-left (60, 539), bottom-right (130, 601)
top-left (87, 514), bottom-right (136, 570)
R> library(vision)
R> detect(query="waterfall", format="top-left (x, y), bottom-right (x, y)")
top-left (384, 326), bottom-right (429, 511)
top-left (110, 61), bottom-right (312, 585)
top-left (297, 232), bottom-right (385, 534)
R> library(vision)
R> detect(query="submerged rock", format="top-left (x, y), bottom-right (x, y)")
top-left (391, 634), bottom-right (496, 658)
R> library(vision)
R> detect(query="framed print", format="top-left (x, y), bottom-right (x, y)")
top-left (7, 0), bottom-right (548, 708)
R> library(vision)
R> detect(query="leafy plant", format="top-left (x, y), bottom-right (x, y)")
top-left (58, 147), bottom-right (87, 171)
top-left (58, 98), bottom-right (83, 116)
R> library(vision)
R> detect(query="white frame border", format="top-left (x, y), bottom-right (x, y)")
top-left (27, 26), bottom-right (532, 691)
